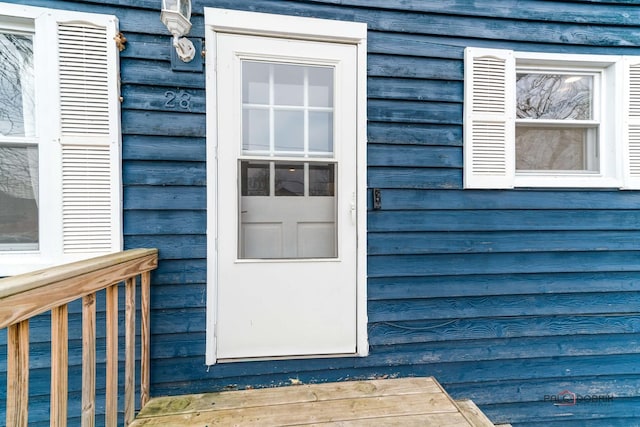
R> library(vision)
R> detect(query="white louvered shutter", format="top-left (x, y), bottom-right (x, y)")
top-left (56, 17), bottom-right (121, 256)
top-left (622, 56), bottom-right (640, 189)
top-left (464, 47), bottom-right (515, 189)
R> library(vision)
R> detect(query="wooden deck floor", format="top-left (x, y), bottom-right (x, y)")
top-left (130, 377), bottom-right (497, 426)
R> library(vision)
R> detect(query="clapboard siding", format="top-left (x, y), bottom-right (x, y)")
top-left (369, 252), bottom-right (640, 277)
top-left (369, 167), bottom-right (462, 188)
top-left (369, 189), bottom-right (640, 209)
top-left (369, 231), bottom-right (640, 254)
top-left (368, 145), bottom-right (461, 167)
top-left (369, 210), bottom-right (640, 231)
top-left (306, 0), bottom-right (640, 25)
top-left (123, 136), bottom-right (206, 161)
top-left (124, 186), bottom-right (205, 210)
top-left (368, 31), bottom-right (640, 57)
top-left (92, 0), bottom-right (640, 417)
top-left (369, 292), bottom-right (640, 321)
top-left (369, 272), bottom-right (640, 299)
top-left (1, 0), bottom-right (640, 426)
top-left (369, 55), bottom-right (463, 79)
top-left (124, 161), bottom-right (206, 186)
top-left (368, 315), bottom-right (640, 345)
top-left (367, 122), bottom-right (462, 145)
top-left (368, 77), bottom-right (462, 102)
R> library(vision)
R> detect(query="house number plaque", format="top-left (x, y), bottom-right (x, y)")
top-left (164, 90), bottom-right (192, 111)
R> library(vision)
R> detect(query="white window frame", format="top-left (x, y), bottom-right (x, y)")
top-left (0, 3), bottom-right (122, 276)
top-left (464, 48), bottom-right (640, 189)
top-left (514, 52), bottom-right (621, 188)
top-left (515, 68), bottom-right (601, 172)
top-left (204, 8), bottom-right (368, 365)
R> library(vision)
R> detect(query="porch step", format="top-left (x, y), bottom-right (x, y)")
top-left (131, 377), bottom-right (498, 426)
top-left (455, 399), bottom-right (496, 426)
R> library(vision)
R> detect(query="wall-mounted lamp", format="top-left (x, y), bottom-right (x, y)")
top-left (160, 0), bottom-right (195, 62)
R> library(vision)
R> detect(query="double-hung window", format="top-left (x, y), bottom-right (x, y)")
top-left (516, 70), bottom-right (599, 173)
top-left (0, 3), bottom-right (122, 276)
top-left (0, 28), bottom-right (37, 252)
top-left (464, 48), bottom-right (640, 189)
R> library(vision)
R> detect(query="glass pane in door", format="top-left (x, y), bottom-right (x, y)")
top-left (241, 61), bottom-right (334, 157)
top-left (239, 160), bottom-right (337, 259)
top-left (239, 61), bottom-right (337, 260)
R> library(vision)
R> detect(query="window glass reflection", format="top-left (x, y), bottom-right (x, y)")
top-left (242, 62), bottom-right (270, 105)
top-left (309, 111), bottom-right (333, 153)
top-left (274, 110), bottom-right (304, 152)
top-left (0, 33), bottom-right (35, 137)
top-left (242, 109), bottom-right (269, 152)
top-left (275, 164), bottom-right (304, 196)
top-left (309, 164), bottom-right (335, 196)
top-left (0, 145), bottom-right (38, 247)
top-left (516, 126), bottom-right (596, 171)
top-left (274, 64), bottom-right (304, 106)
top-left (516, 73), bottom-right (593, 120)
top-left (241, 161), bottom-right (269, 196)
top-left (308, 67), bottom-right (333, 107)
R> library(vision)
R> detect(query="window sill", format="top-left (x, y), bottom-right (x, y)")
top-left (0, 252), bottom-right (111, 277)
top-left (514, 174), bottom-right (622, 188)
top-left (0, 252), bottom-right (52, 277)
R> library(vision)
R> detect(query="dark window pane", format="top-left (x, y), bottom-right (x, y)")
top-left (309, 164), bottom-right (335, 196)
top-left (240, 161), bottom-right (270, 196)
top-left (275, 164), bottom-right (304, 196)
top-left (0, 145), bottom-right (38, 247)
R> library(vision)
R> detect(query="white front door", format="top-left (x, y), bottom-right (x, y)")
top-left (213, 32), bottom-right (359, 360)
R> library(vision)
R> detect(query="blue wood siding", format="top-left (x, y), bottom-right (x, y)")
top-left (3, 0), bottom-right (640, 425)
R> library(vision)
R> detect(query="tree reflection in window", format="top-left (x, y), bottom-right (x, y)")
top-left (516, 74), bottom-right (592, 120)
top-left (0, 32), bottom-right (37, 247)
top-left (0, 33), bottom-right (34, 137)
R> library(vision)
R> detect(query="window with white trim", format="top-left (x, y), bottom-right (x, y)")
top-left (0, 3), bottom-right (122, 276)
top-left (464, 47), bottom-right (640, 189)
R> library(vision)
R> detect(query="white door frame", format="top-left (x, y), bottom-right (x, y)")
top-left (204, 8), bottom-right (368, 365)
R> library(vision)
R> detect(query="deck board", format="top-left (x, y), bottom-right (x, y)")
top-left (131, 377), bottom-right (494, 426)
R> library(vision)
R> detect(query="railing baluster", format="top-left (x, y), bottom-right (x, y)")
top-left (82, 294), bottom-right (97, 427)
top-left (125, 277), bottom-right (136, 426)
top-left (0, 249), bottom-right (158, 426)
top-left (105, 284), bottom-right (119, 427)
top-left (141, 271), bottom-right (151, 407)
top-left (7, 320), bottom-right (29, 427)
top-left (51, 305), bottom-right (69, 427)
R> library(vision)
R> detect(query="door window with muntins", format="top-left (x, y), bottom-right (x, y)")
top-left (240, 61), bottom-right (337, 259)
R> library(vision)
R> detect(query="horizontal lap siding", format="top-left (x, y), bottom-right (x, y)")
top-left (0, 0), bottom-right (207, 426)
top-left (2, 1), bottom-right (640, 426)
top-left (358, 1), bottom-right (640, 425)
top-left (117, 5), bottom-right (210, 427)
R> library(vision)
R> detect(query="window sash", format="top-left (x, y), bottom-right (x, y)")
top-left (515, 124), bottom-right (599, 172)
top-left (515, 68), bottom-right (602, 174)
top-left (0, 3), bottom-right (122, 275)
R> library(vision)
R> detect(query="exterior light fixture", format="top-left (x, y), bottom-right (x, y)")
top-left (160, 0), bottom-right (195, 62)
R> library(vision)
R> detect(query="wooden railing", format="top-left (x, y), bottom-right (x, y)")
top-left (0, 248), bottom-right (158, 427)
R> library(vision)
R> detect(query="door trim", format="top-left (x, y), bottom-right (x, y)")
top-left (204, 8), bottom-right (368, 365)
